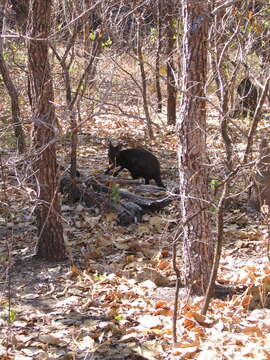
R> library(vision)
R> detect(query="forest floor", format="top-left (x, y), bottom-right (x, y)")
top-left (1, 111), bottom-right (270, 360)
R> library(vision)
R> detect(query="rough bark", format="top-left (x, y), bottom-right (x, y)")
top-left (166, 2), bottom-right (177, 125)
top-left (27, 0), bottom-right (66, 261)
top-left (177, 0), bottom-right (213, 296)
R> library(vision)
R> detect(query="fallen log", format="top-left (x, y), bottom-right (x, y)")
top-left (85, 180), bottom-right (171, 211)
top-left (59, 176), bottom-right (171, 225)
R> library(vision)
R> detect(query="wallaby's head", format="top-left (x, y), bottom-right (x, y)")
top-left (108, 141), bottom-right (122, 164)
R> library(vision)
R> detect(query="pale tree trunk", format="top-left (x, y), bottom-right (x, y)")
top-left (177, 0), bottom-right (213, 296)
top-left (27, 0), bottom-right (66, 261)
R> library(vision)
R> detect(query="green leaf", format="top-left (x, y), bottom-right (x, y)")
top-left (102, 37), bottom-right (112, 48)
top-left (210, 179), bottom-right (220, 192)
top-left (150, 27), bottom-right (157, 39)
top-left (111, 185), bottom-right (121, 205)
top-left (69, 67), bottom-right (77, 73)
top-left (89, 32), bottom-right (96, 40)
top-left (93, 274), bottom-right (106, 280)
top-left (9, 310), bottom-right (16, 322)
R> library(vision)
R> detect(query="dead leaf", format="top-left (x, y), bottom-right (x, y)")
top-left (155, 301), bottom-right (168, 309)
top-left (157, 259), bottom-right (170, 270)
top-left (137, 315), bottom-right (161, 329)
top-left (136, 268), bottom-right (172, 286)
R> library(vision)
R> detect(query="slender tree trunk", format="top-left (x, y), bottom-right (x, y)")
top-left (49, 10), bottom-right (102, 196)
top-left (177, 0), bottom-right (213, 296)
top-left (166, 2), bottom-right (177, 125)
top-left (0, 53), bottom-right (26, 154)
top-left (27, 0), bottom-right (66, 261)
top-left (155, 0), bottom-right (162, 113)
top-left (83, 0), bottom-right (91, 59)
top-left (136, 16), bottom-right (153, 139)
top-left (0, 2), bottom-right (25, 154)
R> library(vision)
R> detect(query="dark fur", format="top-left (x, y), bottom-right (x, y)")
top-left (106, 142), bottom-right (165, 188)
top-left (237, 78), bottom-right (258, 113)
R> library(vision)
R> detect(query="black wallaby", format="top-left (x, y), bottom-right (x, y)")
top-left (105, 141), bottom-right (165, 188)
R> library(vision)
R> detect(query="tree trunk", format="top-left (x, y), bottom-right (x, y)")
top-left (0, 2), bottom-right (25, 154)
top-left (27, 0), bottom-right (66, 261)
top-left (136, 16), bottom-right (153, 139)
top-left (177, 0), bottom-right (213, 296)
top-left (166, 3), bottom-right (177, 125)
top-left (155, 0), bottom-right (162, 113)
